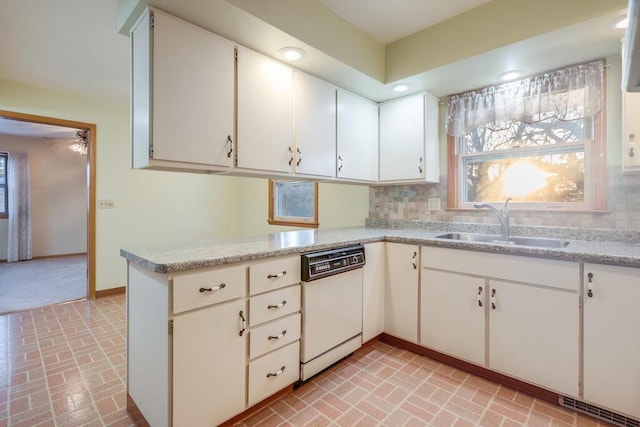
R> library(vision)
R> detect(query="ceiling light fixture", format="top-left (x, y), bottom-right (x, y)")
top-left (393, 84), bottom-right (409, 93)
top-left (616, 16), bottom-right (629, 29)
top-left (279, 47), bottom-right (306, 61)
top-left (498, 70), bottom-right (524, 82)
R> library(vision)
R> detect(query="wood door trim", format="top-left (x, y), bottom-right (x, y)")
top-left (0, 109), bottom-right (97, 299)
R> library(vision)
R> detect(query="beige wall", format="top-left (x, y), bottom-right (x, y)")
top-left (0, 134), bottom-right (87, 259)
top-left (239, 177), bottom-right (369, 237)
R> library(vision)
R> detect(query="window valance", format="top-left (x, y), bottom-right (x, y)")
top-left (446, 60), bottom-right (605, 138)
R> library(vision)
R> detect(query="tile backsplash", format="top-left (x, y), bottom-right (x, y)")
top-left (368, 167), bottom-right (640, 238)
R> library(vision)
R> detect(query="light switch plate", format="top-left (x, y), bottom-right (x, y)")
top-left (427, 198), bottom-right (441, 211)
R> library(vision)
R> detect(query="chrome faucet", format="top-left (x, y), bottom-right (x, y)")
top-left (474, 198), bottom-right (512, 240)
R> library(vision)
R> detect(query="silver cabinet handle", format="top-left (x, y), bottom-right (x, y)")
top-left (587, 272), bottom-right (594, 297)
top-left (477, 286), bottom-right (483, 307)
top-left (266, 365), bottom-right (286, 378)
top-left (267, 271), bottom-right (287, 279)
top-left (226, 135), bottom-right (233, 158)
top-left (268, 330), bottom-right (287, 340)
top-left (267, 300), bottom-right (287, 310)
top-left (288, 146), bottom-right (294, 166)
top-left (338, 155), bottom-right (343, 172)
top-left (238, 311), bottom-right (246, 336)
top-left (296, 147), bottom-right (302, 166)
top-left (418, 156), bottom-right (423, 174)
top-left (491, 288), bottom-right (497, 310)
top-left (411, 251), bottom-right (417, 269)
top-left (199, 283), bottom-right (225, 293)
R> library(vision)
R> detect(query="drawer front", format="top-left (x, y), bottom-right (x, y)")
top-left (172, 264), bottom-right (246, 314)
top-left (250, 285), bottom-right (300, 326)
top-left (250, 313), bottom-right (301, 360)
top-left (422, 247), bottom-right (578, 291)
top-left (248, 341), bottom-right (300, 406)
top-left (249, 255), bottom-right (301, 295)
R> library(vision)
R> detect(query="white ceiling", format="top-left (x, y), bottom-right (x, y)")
top-left (317, 0), bottom-right (493, 43)
top-left (0, 118), bottom-right (81, 141)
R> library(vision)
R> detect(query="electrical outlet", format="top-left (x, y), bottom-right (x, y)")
top-left (427, 198), bottom-right (441, 211)
top-left (98, 199), bottom-right (115, 209)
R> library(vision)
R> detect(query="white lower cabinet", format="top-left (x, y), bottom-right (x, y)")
top-left (421, 247), bottom-right (579, 397)
top-left (248, 341), bottom-right (300, 406)
top-left (583, 263), bottom-right (640, 419)
top-left (420, 270), bottom-right (485, 365)
top-left (172, 299), bottom-right (247, 427)
top-left (384, 243), bottom-right (419, 343)
top-left (488, 279), bottom-right (578, 396)
top-left (362, 242), bottom-right (385, 342)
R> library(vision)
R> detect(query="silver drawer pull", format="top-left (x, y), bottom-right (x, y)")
top-left (268, 330), bottom-right (287, 340)
top-left (266, 365), bottom-right (286, 378)
top-left (267, 300), bottom-right (287, 310)
top-left (267, 271), bottom-right (287, 279)
top-left (199, 283), bottom-right (226, 293)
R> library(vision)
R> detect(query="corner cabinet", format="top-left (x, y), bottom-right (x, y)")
top-left (131, 8), bottom-right (235, 172)
top-left (583, 263), bottom-right (640, 419)
top-left (336, 90), bottom-right (379, 182)
top-left (236, 46), bottom-right (294, 174)
top-left (379, 93), bottom-right (439, 183)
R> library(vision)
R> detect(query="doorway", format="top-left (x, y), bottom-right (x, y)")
top-left (0, 110), bottom-right (96, 312)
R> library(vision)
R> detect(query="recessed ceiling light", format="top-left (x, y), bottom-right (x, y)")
top-left (498, 70), bottom-right (524, 81)
top-left (279, 47), bottom-right (306, 61)
top-left (393, 84), bottom-right (409, 93)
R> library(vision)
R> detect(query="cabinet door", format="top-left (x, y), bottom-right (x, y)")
top-left (336, 90), bottom-right (379, 181)
top-left (362, 242), bottom-right (385, 342)
top-left (173, 299), bottom-right (246, 427)
top-left (384, 243), bottom-right (419, 343)
top-left (584, 264), bottom-right (640, 419)
top-left (379, 94), bottom-right (424, 181)
top-left (421, 270), bottom-right (485, 365)
top-left (294, 71), bottom-right (336, 177)
top-left (237, 46), bottom-right (293, 173)
top-left (151, 9), bottom-right (235, 166)
top-left (489, 280), bottom-right (579, 397)
top-left (623, 91), bottom-right (640, 172)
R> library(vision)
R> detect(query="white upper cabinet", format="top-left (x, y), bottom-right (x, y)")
top-left (237, 46), bottom-right (294, 174)
top-left (131, 8), bottom-right (235, 171)
top-left (293, 71), bottom-right (337, 177)
top-left (622, 91), bottom-right (640, 173)
top-left (336, 90), bottom-right (379, 182)
top-left (379, 93), bottom-right (439, 183)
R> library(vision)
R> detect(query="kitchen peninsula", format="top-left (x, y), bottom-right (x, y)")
top-left (122, 226), bottom-right (640, 426)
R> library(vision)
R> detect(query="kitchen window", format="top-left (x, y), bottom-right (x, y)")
top-left (268, 180), bottom-right (318, 228)
top-left (446, 60), bottom-right (607, 211)
top-left (0, 153), bottom-right (7, 218)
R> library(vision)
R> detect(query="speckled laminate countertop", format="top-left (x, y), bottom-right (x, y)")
top-left (120, 227), bottom-right (640, 274)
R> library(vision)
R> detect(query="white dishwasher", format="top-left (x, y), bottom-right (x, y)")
top-left (300, 245), bottom-right (365, 381)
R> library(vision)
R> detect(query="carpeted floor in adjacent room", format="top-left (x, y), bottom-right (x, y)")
top-left (0, 254), bottom-right (87, 314)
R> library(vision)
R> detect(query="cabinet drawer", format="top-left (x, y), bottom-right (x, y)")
top-left (250, 285), bottom-right (300, 326)
top-left (248, 341), bottom-right (300, 406)
top-left (422, 247), bottom-right (578, 291)
top-left (172, 264), bottom-right (246, 314)
top-left (250, 313), bottom-right (301, 360)
top-left (249, 256), bottom-right (301, 295)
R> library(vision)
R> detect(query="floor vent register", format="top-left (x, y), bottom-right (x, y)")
top-left (559, 396), bottom-right (639, 427)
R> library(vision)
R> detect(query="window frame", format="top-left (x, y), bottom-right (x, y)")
top-left (447, 81), bottom-right (607, 212)
top-left (268, 179), bottom-right (319, 228)
top-left (0, 153), bottom-right (7, 219)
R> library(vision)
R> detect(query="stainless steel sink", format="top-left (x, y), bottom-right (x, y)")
top-left (435, 233), bottom-right (569, 248)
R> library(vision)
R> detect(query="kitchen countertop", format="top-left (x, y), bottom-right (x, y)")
top-left (120, 227), bottom-right (640, 274)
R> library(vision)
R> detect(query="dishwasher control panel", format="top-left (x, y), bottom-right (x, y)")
top-left (301, 245), bottom-right (365, 281)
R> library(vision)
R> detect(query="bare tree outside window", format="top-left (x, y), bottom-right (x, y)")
top-left (0, 153), bottom-right (7, 218)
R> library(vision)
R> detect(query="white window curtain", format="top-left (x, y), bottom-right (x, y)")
top-left (446, 60), bottom-right (605, 138)
top-left (7, 152), bottom-right (32, 262)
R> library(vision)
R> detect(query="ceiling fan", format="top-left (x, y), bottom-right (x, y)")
top-left (42, 130), bottom-right (88, 155)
